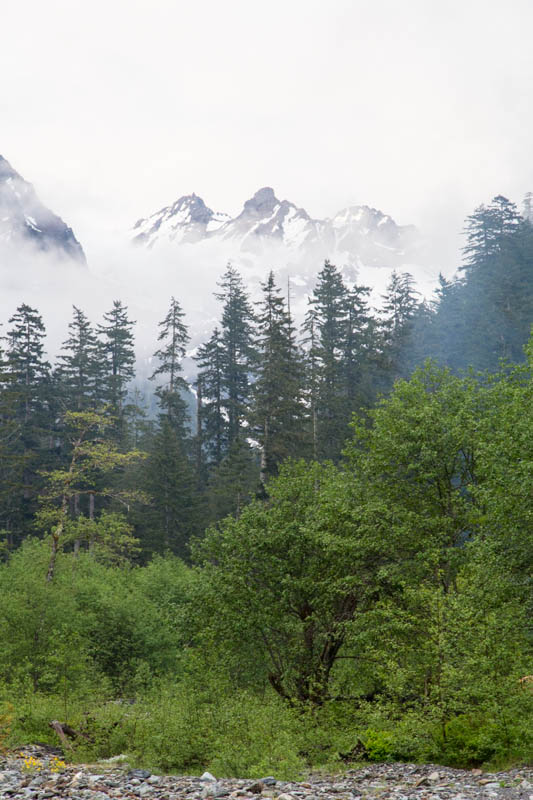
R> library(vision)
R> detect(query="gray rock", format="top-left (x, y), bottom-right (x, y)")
top-left (128, 769), bottom-right (152, 780)
top-left (201, 772), bottom-right (218, 782)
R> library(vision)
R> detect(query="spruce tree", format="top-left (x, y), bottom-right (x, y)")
top-left (215, 264), bottom-right (256, 447)
top-left (302, 261), bottom-right (350, 461)
top-left (143, 298), bottom-right (198, 558)
top-left (195, 327), bottom-right (226, 468)
top-left (379, 271), bottom-right (419, 381)
top-left (342, 284), bottom-right (376, 409)
top-left (97, 300), bottom-right (136, 432)
top-left (207, 438), bottom-right (259, 521)
top-left (150, 296), bottom-right (190, 431)
top-left (1, 305), bottom-right (53, 544)
top-left (55, 306), bottom-right (101, 411)
top-left (250, 271), bottom-right (308, 486)
top-left (456, 196), bottom-right (529, 369)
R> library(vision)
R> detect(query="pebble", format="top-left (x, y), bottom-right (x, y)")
top-left (1, 752), bottom-right (533, 800)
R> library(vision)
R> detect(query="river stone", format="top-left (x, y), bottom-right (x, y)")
top-left (128, 769), bottom-right (152, 780)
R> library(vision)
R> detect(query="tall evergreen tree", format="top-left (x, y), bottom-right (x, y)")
top-left (379, 271), bottom-right (419, 381)
top-left (195, 327), bottom-right (226, 468)
top-left (97, 301), bottom-right (136, 432)
top-left (150, 296), bottom-right (190, 432)
top-left (55, 306), bottom-right (101, 411)
top-left (215, 265), bottom-right (256, 448)
top-left (461, 195), bottom-right (521, 270)
top-left (142, 297), bottom-right (198, 557)
top-left (454, 196), bottom-right (530, 369)
top-left (302, 261), bottom-right (350, 461)
top-left (250, 272), bottom-right (308, 486)
top-left (0, 305), bottom-right (53, 545)
top-left (342, 284), bottom-right (376, 408)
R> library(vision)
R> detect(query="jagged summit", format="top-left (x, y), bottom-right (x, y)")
top-left (242, 186), bottom-right (279, 216)
top-left (0, 155), bottom-right (86, 264)
top-left (132, 193), bottom-right (230, 247)
top-left (131, 186), bottom-right (419, 271)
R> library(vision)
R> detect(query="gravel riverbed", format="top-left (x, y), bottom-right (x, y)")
top-left (2, 747), bottom-right (533, 800)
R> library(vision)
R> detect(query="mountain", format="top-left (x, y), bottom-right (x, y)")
top-left (132, 193), bottom-right (231, 246)
top-left (131, 186), bottom-right (419, 271)
top-left (0, 155), bottom-right (86, 264)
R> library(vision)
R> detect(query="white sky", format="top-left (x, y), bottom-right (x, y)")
top-left (2, 0), bottom-right (533, 270)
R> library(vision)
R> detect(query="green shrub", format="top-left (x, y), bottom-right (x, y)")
top-left (362, 728), bottom-right (397, 761)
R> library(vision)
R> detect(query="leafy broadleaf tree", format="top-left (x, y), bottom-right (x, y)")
top-left (36, 410), bottom-right (145, 581)
top-left (193, 459), bottom-right (391, 705)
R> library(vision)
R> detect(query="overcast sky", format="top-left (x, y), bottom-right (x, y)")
top-left (2, 0), bottom-right (533, 269)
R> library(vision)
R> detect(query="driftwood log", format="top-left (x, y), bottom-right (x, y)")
top-left (48, 720), bottom-right (92, 751)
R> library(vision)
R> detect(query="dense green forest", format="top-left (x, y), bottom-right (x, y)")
top-left (1, 195), bottom-right (533, 774)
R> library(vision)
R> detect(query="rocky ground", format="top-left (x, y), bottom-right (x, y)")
top-left (1, 746), bottom-right (533, 800)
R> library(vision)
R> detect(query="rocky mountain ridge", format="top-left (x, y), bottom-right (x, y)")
top-left (0, 155), bottom-right (86, 264)
top-left (132, 186), bottom-right (419, 272)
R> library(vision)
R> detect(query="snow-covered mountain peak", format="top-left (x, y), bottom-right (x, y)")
top-left (130, 186), bottom-right (423, 289)
top-left (0, 155), bottom-right (86, 264)
top-left (132, 192), bottom-right (231, 247)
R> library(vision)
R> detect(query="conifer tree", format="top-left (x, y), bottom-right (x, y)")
top-left (150, 296), bottom-right (190, 432)
top-left (342, 284), bottom-right (376, 408)
top-left (143, 298), bottom-right (198, 558)
top-left (195, 327), bottom-right (226, 468)
top-left (207, 438), bottom-right (259, 521)
top-left (462, 195), bottom-right (521, 270)
top-left (55, 306), bottom-right (101, 411)
top-left (1, 305), bottom-right (53, 544)
top-left (250, 271), bottom-right (308, 485)
top-left (302, 261), bottom-right (350, 461)
top-left (215, 264), bottom-right (256, 447)
top-left (97, 300), bottom-right (136, 431)
top-left (379, 271), bottom-right (419, 381)
top-left (0, 329), bottom-right (19, 548)
top-left (457, 196), bottom-right (530, 368)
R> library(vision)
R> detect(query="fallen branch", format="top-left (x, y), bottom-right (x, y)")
top-left (48, 720), bottom-right (92, 751)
